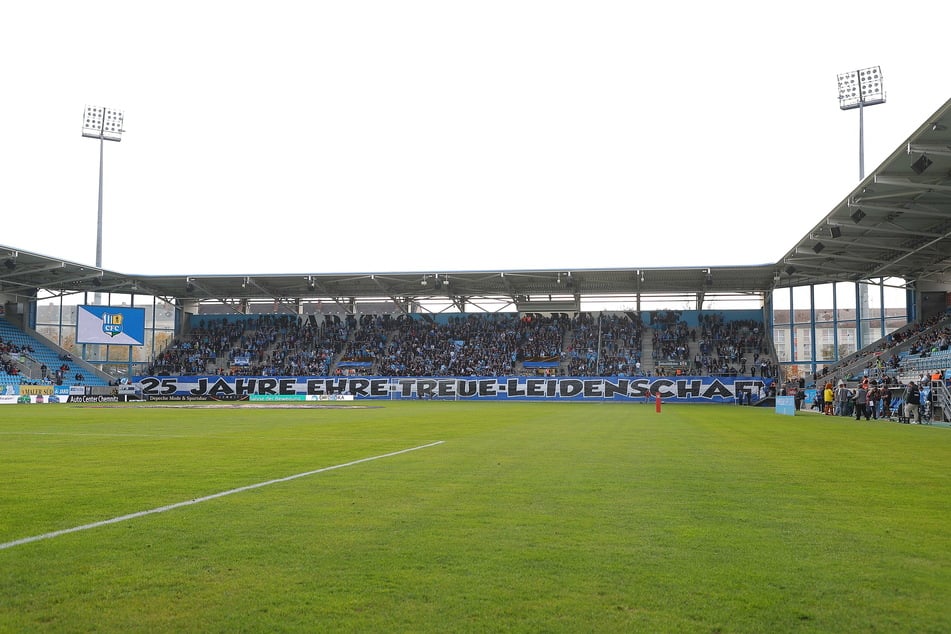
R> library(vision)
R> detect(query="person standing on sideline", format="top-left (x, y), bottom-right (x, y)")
top-left (854, 383), bottom-right (870, 420)
top-left (867, 382), bottom-right (880, 420)
top-left (881, 383), bottom-right (892, 418)
top-left (823, 382), bottom-right (835, 415)
top-left (794, 387), bottom-right (806, 412)
top-left (834, 382), bottom-right (850, 416)
top-left (902, 382), bottom-right (921, 423)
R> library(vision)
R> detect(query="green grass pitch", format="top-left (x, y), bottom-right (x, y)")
top-left (1, 402), bottom-right (949, 633)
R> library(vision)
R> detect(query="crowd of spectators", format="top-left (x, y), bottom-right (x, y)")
top-left (643, 311), bottom-right (770, 377)
top-left (517, 313), bottom-right (571, 362)
top-left (904, 323), bottom-right (951, 358)
top-left (148, 317), bottom-right (245, 375)
top-left (566, 313), bottom-right (642, 376)
top-left (700, 314), bottom-right (764, 358)
top-left (0, 336), bottom-right (27, 377)
top-left (340, 314), bottom-right (390, 364)
top-left (566, 313), bottom-right (599, 375)
top-left (36, 361), bottom-right (74, 385)
top-left (381, 314), bottom-right (520, 376)
top-left (0, 336), bottom-right (80, 385)
top-left (653, 319), bottom-right (691, 364)
top-left (148, 314), bottom-right (349, 377)
top-left (814, 312), bottom-right (951, 384)
top-left (255, 315), bottom-right (348, 377)
top-left (142, 311), bottom-right (771, 378)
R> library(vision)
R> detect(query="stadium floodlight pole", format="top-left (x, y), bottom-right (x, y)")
top-left (81, 106), bottom-right (125, 269)
top-left (836, 66), bottom-right (885, 181)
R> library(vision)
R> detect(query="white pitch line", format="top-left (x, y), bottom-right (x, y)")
top-left (0, 431), bottom-right (193, 439)
top-left (0, 440), bottom-right (444, 551)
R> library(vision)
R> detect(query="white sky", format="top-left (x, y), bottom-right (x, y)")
top-left (1, 1), bottom-right (949, 277)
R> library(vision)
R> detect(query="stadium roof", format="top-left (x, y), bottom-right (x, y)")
top-left (778, 97), bottom-right (951, 288)
top-left (2, 98), bottom-right (950, 309)
top-left (0, 252), bottom-right (777, 311)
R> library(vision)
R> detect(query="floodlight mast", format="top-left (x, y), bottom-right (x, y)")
top-left (837, 66), bottom-right (885, 180)
top-left (81, 106), bottom-right (124, 269)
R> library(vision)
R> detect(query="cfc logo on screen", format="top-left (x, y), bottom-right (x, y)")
top-left (102, 312), bottom-right (124, 338)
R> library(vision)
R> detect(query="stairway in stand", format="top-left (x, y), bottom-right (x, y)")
top-left (641, 328), bottom-right (655, 374)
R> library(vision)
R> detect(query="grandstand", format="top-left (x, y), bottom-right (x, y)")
top-left (1, 99), bottom-right (951, 412)
top-left (1, 316), bottom-right (109, 390)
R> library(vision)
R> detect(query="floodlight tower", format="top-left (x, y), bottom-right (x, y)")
top-left (836, 67), bottom-right (885, 180)
top-left (81, 106), bottom-right (125, 269)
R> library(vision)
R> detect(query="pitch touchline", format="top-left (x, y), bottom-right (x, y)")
top-left (0, 441), bottom-right (444, 551)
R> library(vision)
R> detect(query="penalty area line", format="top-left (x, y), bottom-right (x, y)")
top-left (0, 440), bottom-right (444, 551)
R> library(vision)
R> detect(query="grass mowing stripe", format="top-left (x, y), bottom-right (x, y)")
top-left (0, 440), bottom-right (443, 551)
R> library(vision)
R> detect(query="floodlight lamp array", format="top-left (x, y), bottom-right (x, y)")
top-left (82, 105), bottom-right (125, 141)
top-left (837, 66), bottom-right (885, 110)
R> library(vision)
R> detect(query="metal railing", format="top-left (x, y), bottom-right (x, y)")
top-left (930, 379), bottom-right (951, 423)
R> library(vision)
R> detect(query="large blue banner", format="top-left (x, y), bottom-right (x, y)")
top-left (133, 375), bottom-right (773, 403)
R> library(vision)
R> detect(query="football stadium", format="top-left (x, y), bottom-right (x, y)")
top-left (2, 98), bottom-right (951, 631)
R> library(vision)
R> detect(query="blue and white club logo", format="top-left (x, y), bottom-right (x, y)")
top-left (102, 312), bottom-right (124, 338)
